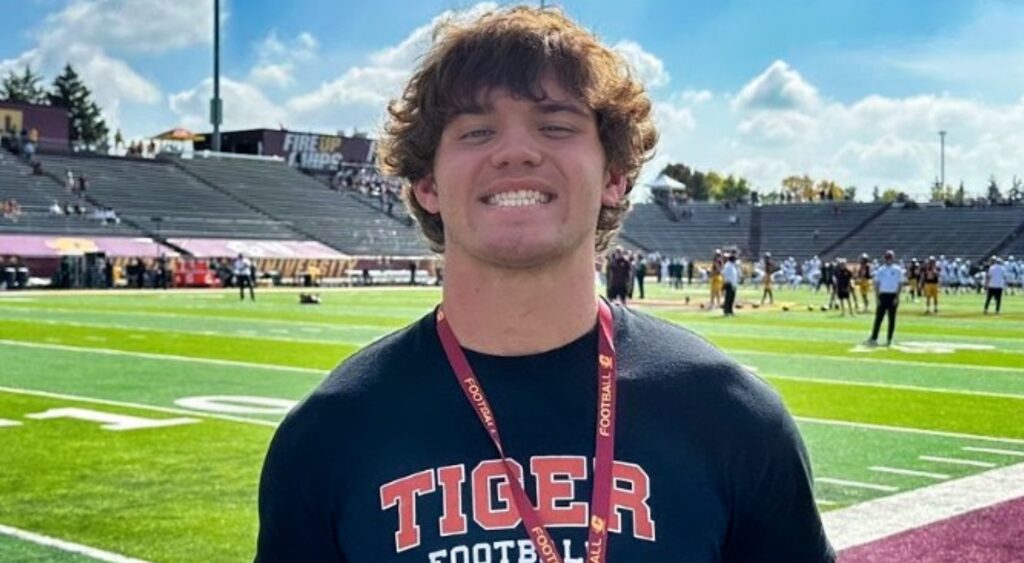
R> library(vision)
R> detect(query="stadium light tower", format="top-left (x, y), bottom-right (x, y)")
top-left (211, 0), bottom-right (223, 152)
top-left (939, 130), bottom-right (946, 191)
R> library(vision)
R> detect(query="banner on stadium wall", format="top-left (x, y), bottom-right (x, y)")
top-left (281, 131), bottom-right (375, 171)
top-left (168, 239), bottom-right (346, 259)
top-left (0, 235), bottom-right (175, 257)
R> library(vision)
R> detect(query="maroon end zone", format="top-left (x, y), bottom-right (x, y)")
top-left (839, 495), bottom-right (1024, 562)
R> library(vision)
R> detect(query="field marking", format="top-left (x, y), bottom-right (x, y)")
top-left (0, 386), bottom-right (280, 428)
top-left (0, 522), bottom-right (149, 562)
top-left (766, 373), bottom-right (1024, 400)
top-left (816, 477), bottom-right (899, 492)
top-left (816, 500), bottom-right (838, 506)
top-left (0, 339), bottom-right (324, 375)
top-left (823, 461), bottom-right (1024, 550)
top-left (963, 446), bottom-right (1024, 457)
top-left (0, 419), bottom-right (23, 427)
top-left (796, 416), bottom-right (1024, 445)
top-left (869, 466), bottom-right (950, 480)
top-left (735, 349), bottom-right (1024, 373)
top-left (918, 455), bottom-right (997, 468)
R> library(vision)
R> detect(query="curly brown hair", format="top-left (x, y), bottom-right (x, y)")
top-left (377, 6), bottom-right (658, 253)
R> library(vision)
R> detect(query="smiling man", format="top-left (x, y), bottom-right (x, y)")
top-left (255, 6), bottom-right (833, 562)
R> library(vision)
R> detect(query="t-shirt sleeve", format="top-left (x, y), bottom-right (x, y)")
top-left (254, 407), bottom-right (346, 563)
top-left (722, 390), bottom-right (835, 563)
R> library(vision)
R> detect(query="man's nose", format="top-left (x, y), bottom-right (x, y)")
top-left (489, 127), bottom-right (543, 169)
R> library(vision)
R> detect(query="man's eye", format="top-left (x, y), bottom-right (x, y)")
top-left (541, 125), bottom-right (575, 135)
top-left (460, 129), bottom-right (493, 140)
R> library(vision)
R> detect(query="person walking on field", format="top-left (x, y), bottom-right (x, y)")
top-left (233, 253), bottom-right (255, 301)
top-left (865, 250), bottom-right (903, 347)
top-left (984, 257), bottom-right (1006, 315)
top-left (255, 7), bottom-right (833, 562)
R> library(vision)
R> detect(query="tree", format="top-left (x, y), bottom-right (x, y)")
top-left (1009, 176), bottom-right (1023, 203)
top-left (712, 174), bottom-right (751, 202)
top-left (0, 65), bottom-right (49, 104)
top-left (987, 175), bottom-right (1002, 204)
top-left (881, 189), bottom-right (908, 203)
top-left (705, 171), bottom-right (724, 201)
top-left (781, 174), bottom-right (814, 202)
top-left (661, 163), bottom-right (710, 201)
top-left (844, 185), bottom-right (857, 201)
top-left (955, 181), bottom-right (966, 206)
top-left (930, 179), bottom-right (953, 203)
top-left (49, 64), bottom-right (109, 149)
top-left (872, 186), bottom-right (881, 202)
top-left (815, 179), bottom-right (844, 201)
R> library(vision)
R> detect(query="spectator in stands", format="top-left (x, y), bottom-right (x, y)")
top-left (31, 160), bottom-right (43, 175)
top-left (77, 174), bottom-right (89, 198)
top-left (49, 200), bottom-right (63, 216)
top-left (234, 253), bottom-right (255, 301)
top-left (865, 250), bottom-right (903, 347)
top-left (65, 169), bottom-right (75, 192)
top-left (2, 199), bottom-right (21, 222)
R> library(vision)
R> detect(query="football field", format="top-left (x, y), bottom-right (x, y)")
top-left (1, 285), bottom-right (1022, 562)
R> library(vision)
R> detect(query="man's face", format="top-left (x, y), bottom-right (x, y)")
top-left (414, 76), bottom-right (626, 270)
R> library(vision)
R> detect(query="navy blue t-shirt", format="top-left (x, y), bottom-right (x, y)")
top-left (256, 304), bottom-right (834, 562)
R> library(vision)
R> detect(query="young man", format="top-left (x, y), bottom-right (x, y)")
top-left (256, 7), bottom-right (833, 562)
top-left (856, 254), bottom-right (872, 313)
top-left (233, 253), bottom-right (255, 301)
top-left (921, 256), bottom-right (940, 315)
top-left (984, 256), bottom-right (1006, 315)
top-left (761, 251), bottom-right (774, 305)
top-left (834, 258), bottom-right (856, 317)
top-left (865, 250), bottom-right (903, 347)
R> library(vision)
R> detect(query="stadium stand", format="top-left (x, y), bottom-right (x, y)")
top-left (621, 202), bottom-right (751, 257)
top-left (759, 202), bottom-right (889, 260)
top-left (174, 154), bottom-right (429, 256)
top-left (34, 152), bottom-right (299, 240)
top-left (0, 150), bottom-right (141, 236)
top-left (827, 205), bottom-right (1024, 261)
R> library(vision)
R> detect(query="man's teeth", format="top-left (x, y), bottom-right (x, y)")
top-left (486, 190), bottom-right (552, 207)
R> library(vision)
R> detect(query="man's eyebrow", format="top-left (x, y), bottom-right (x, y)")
top-left (534, 102), bottom-right (591, 117)
top-left (449, 102), bottom-right (491, 118)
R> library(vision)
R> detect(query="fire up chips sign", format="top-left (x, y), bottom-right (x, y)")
top-left (282, 132), bottom-right (375, 171)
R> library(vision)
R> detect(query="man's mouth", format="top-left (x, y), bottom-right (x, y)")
top-left (483, 189), bottom-right (554, 207)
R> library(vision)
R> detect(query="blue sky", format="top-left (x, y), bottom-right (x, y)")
top-left (4, 0), bottom-right (1024, 199)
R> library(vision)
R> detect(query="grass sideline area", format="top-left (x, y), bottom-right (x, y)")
top-left (0, 284), bottom-right (1022, 561)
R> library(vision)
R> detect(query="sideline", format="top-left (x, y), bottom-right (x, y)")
top-left (0, 523), bottom-right (149, 563)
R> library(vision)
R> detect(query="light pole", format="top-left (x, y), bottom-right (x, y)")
top-left (939, 130), bottom-right (946, 192)
top-left (211, 0), bottom-right (222, 152)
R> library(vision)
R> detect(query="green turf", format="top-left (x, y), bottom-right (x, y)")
top-left (0, 534), bottom-right (99, 562)
top-left (0, 285), bottom-right (1022, 561)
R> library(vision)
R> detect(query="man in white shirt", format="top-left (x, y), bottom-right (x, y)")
top-left (233, 253), bottom-right (255, 301)
top-left (984, 257), bottom-right (1006, 314)
top-left (866, 249), bottom-right (903, 347)
top-left (722, 253), bottom-right (740, 316)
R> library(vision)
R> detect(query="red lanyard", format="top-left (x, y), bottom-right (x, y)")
top-left (436, 300), bottom-right (617, 563)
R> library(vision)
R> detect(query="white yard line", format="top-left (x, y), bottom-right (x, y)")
top-left (0, 523), bottom-right (149, 562)
top-left (0, 339), bottom-right (324, 375)
top-left (869, 466), bottom-right (950, 480)
top-left (815, 500), bottom-right (838, 506)
top-left (795, 416), bottom-right (1024, 445)
top-left (766, 373), bottom-right (1024, 400)
top-left (963, 446), bottom-right (1024, 457)
top-left (0, 386), bottom-right (279, 428)
top-left (823, 462), bottom-right (1024, 550)
top-left (918, 455), bottom-right (997, 468)
top-left (737, 349), bottom-right (1024, 373)
top-left (816, 478), bottom-right (899, 492)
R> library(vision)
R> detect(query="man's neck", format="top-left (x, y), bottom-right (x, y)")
top-left (440, 251), bottom-right (599, 356)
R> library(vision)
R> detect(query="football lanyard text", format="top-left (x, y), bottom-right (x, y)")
top-left (435, 300), bottom-right (617, 563)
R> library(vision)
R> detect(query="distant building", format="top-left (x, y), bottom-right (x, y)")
top-left (0, 100), bottom-right (71, 150)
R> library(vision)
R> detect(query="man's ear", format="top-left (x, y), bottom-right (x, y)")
top-left (412, 175), bottom-right (440, 214)
top-left (601, 169), bottom-right (628, 207)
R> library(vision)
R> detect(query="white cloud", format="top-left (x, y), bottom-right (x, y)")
top-left (732, 60), bottom-right (821, 113)
top-left (613, 40), bottom-right (670, 89)
top-left (249, 64), bottom-right (294, 88)
top-left (654, 102), bottom-right (696, 133)
top-left (169, 78), bottom-right (285, 131)
top-left (369, 2), bottom-right (499, 70)
top-left (677, 90), bottom-right (713, 105)
top-left (737, 111), bottom-right (817, 145)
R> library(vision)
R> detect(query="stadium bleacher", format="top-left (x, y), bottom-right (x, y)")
top-left (621, 202), bottom-right (751, 258)
top-left (174, 154), bottom-right (429, 256)
top-left (759, 202), bottom-right (888, 260)
top-left (827, 205), bottom-right (1024, 261)
top-left (34, 152), bottom-right (299, 240)
top-left (0, 151), bottom-right (141, 236)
